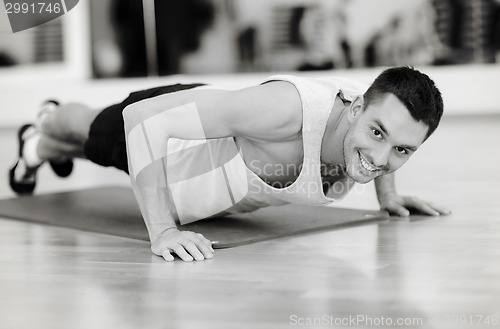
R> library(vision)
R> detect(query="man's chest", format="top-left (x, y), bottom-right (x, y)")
top-left (234, 135), bottom-right (305, 188)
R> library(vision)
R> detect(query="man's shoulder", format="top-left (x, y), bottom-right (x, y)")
top-left (264, 74), bottom-right (368, 96)
top-left (223, 80), bottom-right (303, 141)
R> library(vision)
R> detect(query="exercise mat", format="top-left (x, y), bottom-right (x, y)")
top-left (0, 186), bottom-right (388, 248)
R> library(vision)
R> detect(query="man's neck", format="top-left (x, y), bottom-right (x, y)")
top-left (320, 97), bottom-right (350, 167)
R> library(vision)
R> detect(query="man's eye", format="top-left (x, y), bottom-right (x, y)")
top-left (395, 146), bottom-right (408, 154)
top-left (372, 129), bottom-right (382, 139)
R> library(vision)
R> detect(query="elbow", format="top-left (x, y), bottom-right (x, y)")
top-left (122, 103), bottom-right (139, 130)
top-left (122, 103), bottom-right (134, 122)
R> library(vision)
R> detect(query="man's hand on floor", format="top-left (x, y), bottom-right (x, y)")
top-left (151, 228), bottom-right (214, 262)
top-left (379, 193), bottom-right (451, 217)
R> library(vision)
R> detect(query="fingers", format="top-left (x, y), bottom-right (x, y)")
top-left (152, 230), bottom-right (215, 262)
top-left (177, 232), bottom-right (214, 261)
top-left (427, 201), bottom-right (452, 216)
top-left (403, 197), bottom-right (453, 216)
top-left (385, 196), bottom-right (451, 217)
top-left (196, 233), bottom-right (215, 257)
top-left (403, 197), bottom-right (439, 216)
top-left (173, 244), bottom-right (195, 262)
top-left (161, 250), bottom-right (175, 262)
top-left (382, 199), bottom-right (410, 217)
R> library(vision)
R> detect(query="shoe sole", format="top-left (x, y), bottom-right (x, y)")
top-left (9, 124), bottom-right (37, 195)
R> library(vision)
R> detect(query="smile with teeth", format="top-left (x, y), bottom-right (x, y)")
top-left (358, 152), bottom-right (378, 172)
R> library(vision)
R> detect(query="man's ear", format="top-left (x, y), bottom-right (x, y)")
top-left (347, 95), bottom-right (364, 124)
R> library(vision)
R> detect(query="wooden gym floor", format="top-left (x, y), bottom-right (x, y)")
top-left (0, 114), bottom-right (499, 329)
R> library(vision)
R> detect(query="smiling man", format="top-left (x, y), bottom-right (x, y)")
top-left (10, 66), bottom-right (450, 262)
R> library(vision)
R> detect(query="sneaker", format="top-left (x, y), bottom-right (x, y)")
top-left (9, 124), bottom-right (40, 195)
top-left (35, 100), bottom-right (59, 129)
top-left (37, 100), bottom-right (74, 178)
top-left (49, 158), bottom-right (73, 178)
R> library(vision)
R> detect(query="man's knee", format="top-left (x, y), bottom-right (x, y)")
top-left (42, 103), bottom-right (96, 143)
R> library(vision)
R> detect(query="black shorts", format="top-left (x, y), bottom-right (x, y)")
top-left (83, 83), bottom-right (204, 174)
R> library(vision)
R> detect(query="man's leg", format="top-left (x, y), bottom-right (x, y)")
top-left (9, 101), bottom-right (101, 194)
top-left (10, 83), bottom-right (205, 194)
top-left (36, 102), bottom-right (99, 161)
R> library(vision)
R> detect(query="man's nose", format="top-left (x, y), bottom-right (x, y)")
top-left (370, 145), bottom-right (391, 168)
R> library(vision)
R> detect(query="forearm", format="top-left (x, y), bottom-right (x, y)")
top-left (130, 180), bottom-right (178, 242)
top-left (130, 177), bottom-right (213, 261)
top-left (123, 100), bottom-right (181, 242)
top-left (375, 173), bottom-right (397, 202)
top-left (124, 109), bottom-right (213, 261)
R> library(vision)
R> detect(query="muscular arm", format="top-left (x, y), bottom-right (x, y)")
top-left (123, 81), bottom-right (301, 261)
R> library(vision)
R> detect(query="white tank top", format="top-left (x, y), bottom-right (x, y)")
top-left (162, 75), bottom-right (367, 224)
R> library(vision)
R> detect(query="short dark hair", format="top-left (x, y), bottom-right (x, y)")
top-left (363, 66), bottom-right (443, 140)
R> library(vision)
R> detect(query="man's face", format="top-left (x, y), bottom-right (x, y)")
top-left (343, 93), bottom-right (429, 184)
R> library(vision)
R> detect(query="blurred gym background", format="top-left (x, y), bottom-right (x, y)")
top-left (88, 0), bottom-right (500, 76)
top-left (1, 0), bottom-right (500, 125)
top-left (3, 0), bottom-right (500, 74)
